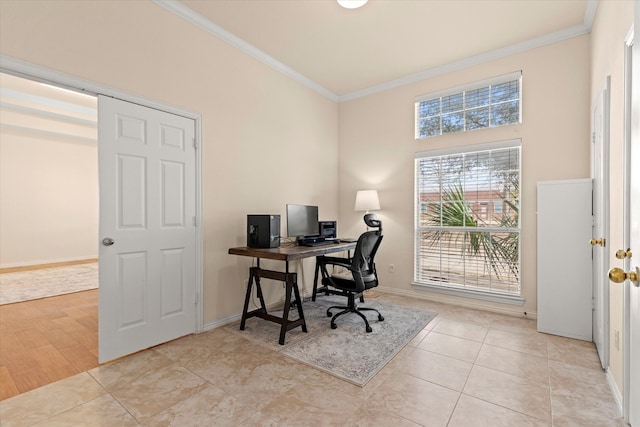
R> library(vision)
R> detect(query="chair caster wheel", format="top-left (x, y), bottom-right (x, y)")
top-left (366, 326), bottom-right (372, 333)
top-left (378, 315), bottom-right (384, 321)
top-left (327, 310), bottom-right (332, 317)
top-left (331, 323), bottom-right (337, 329)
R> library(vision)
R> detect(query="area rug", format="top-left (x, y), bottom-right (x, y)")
top-left (226, 295), bottom-right (437, 386)
top-left (0, 263), bottom-right (99, 305)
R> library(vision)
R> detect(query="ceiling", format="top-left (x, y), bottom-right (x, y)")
top-left (162, 0), bottom-right (595, 101)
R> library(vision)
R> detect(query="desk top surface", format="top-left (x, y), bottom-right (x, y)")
top-left (229, 240), bottom-right (356, 261)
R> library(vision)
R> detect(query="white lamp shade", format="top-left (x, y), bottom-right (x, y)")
top-left (354, 190), bottom-right (380, 212)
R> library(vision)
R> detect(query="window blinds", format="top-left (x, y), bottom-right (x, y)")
top-left (414, 141), bottom-right (521, 295)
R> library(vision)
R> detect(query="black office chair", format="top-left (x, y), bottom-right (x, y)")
top-left (317, 214), bottom-right (384, 332)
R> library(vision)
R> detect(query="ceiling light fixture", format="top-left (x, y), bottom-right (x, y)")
top-left (337, 0), bottom-right (368, 9)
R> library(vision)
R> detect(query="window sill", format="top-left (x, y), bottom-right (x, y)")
top-left (412, 282), bottom-right (525, 306)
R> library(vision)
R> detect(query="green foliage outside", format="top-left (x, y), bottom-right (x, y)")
top-left (422, 177), bottom-right (519, 282)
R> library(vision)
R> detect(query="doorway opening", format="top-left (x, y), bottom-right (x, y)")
top-left (1, 64), bottom-right (203, 398)
top-left (0, 72), bottom-right (99, 399)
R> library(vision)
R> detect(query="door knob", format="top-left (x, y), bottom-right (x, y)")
top-left (608, 267), bottom-right (639, 287)
top-left (615, 248), bottom-right (632, 259)
top-left (590, 238), bottom-right (606, 247)
top-left (102, 237), bottom-right (115, 246)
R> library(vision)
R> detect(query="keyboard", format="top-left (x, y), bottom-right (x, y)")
top-left (301, 240), bottom-right (339, 247)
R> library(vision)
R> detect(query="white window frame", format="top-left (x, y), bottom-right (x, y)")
top-left (413, 139), bottom-right (524, 305)
top-left (415, 71), bottom-right (522, 139)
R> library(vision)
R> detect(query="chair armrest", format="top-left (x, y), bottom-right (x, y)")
top-left (317, 256), bottom-right (352, 271)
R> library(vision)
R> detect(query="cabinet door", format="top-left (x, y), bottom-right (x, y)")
top-left (537, 179), bottom-right (592, 341)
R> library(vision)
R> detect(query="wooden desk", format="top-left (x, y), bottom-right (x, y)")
top-left (229, 241), bottom-right (356, 345)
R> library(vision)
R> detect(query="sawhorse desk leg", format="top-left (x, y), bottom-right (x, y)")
top-left (239, 266), bottom-right (307, 345)
top-left (312, 257), bottom-right (321, 301)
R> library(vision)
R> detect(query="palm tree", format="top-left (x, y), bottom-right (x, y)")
top-left (423, 179), bottom-right (519, 282)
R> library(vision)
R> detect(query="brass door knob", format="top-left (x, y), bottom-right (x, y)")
top-left (608, 267), bottom-right (639, 286)
top-left (615, 249), bottom-right (632, 259)
top-left (590, 238), bottom-right (606, 247)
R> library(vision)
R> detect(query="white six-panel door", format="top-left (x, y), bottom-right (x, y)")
top-left (98, 95), bottom-right (196, 363)
top-left (627, 13), bottom-right (638, 424)
top-left (628, 77), bottom-right (639, 426)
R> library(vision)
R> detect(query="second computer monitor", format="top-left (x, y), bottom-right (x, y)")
top-left (286, 204), bottom-right (319, 238)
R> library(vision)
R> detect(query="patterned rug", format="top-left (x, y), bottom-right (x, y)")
top-left (0, 263), bottom-right (99, 305)
top-left (226, 295), bottom-right (437, 386)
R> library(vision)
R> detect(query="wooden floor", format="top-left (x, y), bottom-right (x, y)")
top-left (0, 289), bottom-right (98, 400)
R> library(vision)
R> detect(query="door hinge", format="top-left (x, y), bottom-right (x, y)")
top-left (193, 216), bottom-right (198, 226)
top-left (193, 138), bottom-right (197, 149)
top-left (592, 298), bottom-right (596, 309)
top-left (592, 132), bottom-right (596, 144)
top-left (195, 292), bottom-right (199, 305)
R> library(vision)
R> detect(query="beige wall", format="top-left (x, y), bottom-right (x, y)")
top-left (0, 74), bottom-right (98, 267)
top-left (0, 1), bottom-right (339, 324)
top-left (590, 0), bottom-right (635, 398)
top-left (0, 1), bottom-right (628, 357)
top-left (0, 132), bottom-right (98, 267)
top-left (338, 35), bottom-right (591, 318)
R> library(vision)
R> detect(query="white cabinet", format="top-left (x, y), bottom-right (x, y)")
top-left (537, 179), bottom-right (593, 341)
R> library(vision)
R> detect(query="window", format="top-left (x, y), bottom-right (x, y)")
top-left (415, 72), bottom-right (521, 139)
top-left (414, 141), bottom-right (521, 300)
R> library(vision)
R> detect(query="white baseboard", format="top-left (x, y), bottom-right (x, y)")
top-left (202, 312), bottom-right (242, 332)
top-left (201, 301), bottom-right (284, 332)
top-left (0, 255), bottom-right (98, 269)
top-left (202, 286), bottom-right (536, 334)
top-left (377, 285), bottom-right (537, 320)
top-left (605, 368), bottom-right (624, 418)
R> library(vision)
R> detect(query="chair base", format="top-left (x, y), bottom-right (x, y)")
top-left (326, 294), bottom-right (384, 333)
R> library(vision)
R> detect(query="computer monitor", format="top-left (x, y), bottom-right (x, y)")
top-left (286, 204), bottom-right (319, 239)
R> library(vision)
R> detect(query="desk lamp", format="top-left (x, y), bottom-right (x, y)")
top-left (354, 190), bottom-right (381, 298)
top-left (354, 190), bottom-right (380, 215)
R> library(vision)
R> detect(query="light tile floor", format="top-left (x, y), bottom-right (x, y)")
top-left (0, 293), bottom-right (626, 426)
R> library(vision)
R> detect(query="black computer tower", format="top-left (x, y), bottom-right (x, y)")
top-left (247, 215), bottom-right (280, 248)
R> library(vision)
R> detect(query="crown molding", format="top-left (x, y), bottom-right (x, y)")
top-left (340, 21), bottom-right (594, 102)
top-left (0, 123), bottom-right (97, 144)
top-left (343, 0), bottom-right (598, 101)
top-left (152, 0), bottom-right (340, 102)
top-left (1, 102), bottom-right (97, 126)
top-left (584, 0), bottom-right (599, 29)
top-left (0, 87), bottom-right (97, 117)
top-left (156, 0), bottom-right (599, 104)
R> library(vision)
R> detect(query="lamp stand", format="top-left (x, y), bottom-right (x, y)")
top-left (354, 190), bottom-right (381, 299)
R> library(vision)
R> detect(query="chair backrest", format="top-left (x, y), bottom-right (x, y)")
top-left (364, 213), bottom-right (382, 231)
top-left (350, 215), bottom-right (383, 291)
